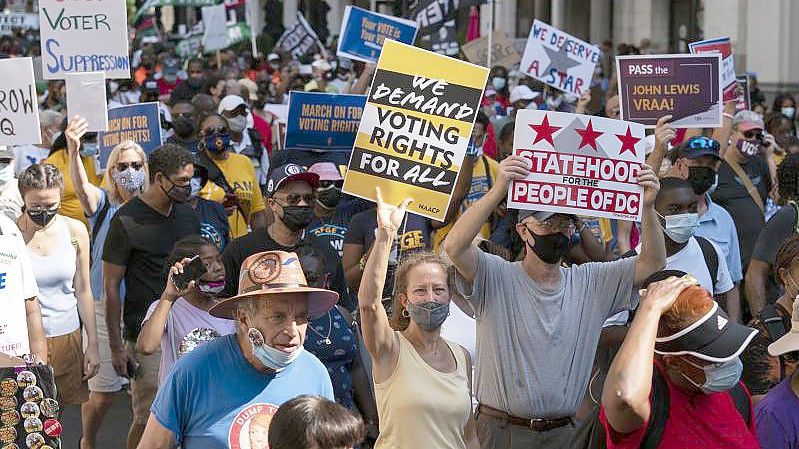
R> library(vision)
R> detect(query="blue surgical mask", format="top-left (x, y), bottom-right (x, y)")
top-left (659, 212), bottom-right (700, 244)
top-left (80, 143), bottom-right (99, 158)
top-left (492, 77), bottom-right (506, 91)
top-left (247, 327), bottom-right (302, 372)
top-left (782, 107), bottom-right (796, 120)
top-left (681, 357), bottom-right (743, 394)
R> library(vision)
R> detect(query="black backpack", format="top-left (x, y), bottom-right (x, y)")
top-left (590, 368), bottom-right (751, 448)
top-left (758, 304), bottom-right (790, 378)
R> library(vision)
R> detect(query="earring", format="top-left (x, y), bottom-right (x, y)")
top-left (401, 308), bottom-right (410, 318)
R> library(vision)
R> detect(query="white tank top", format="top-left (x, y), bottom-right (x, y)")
top-left (30, 217), bottom-right (79, 337)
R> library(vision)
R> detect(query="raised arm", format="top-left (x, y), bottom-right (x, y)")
top-left (634, 164), bottom-right (666, 285)
top-left (137, 258), bottom-right (194, 355)
top-left (645, 115), bottom-right (675, 175)
top-left (442, 156), bottom-right (529, 284)
top-left (713, 100), bottom-right (738, 158)
top-left (350, 63), bottom-right (376, 96)
top-left (602, 276), bottom-right (695, 434)
top-left (357, 187), bottom-right (410, 379)
top-left (66, 116), bottom-right (103, 216)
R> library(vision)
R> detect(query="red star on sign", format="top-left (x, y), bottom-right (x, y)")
top-left (616, 125), bottom-right (641, 157)
top-left (529, 115), bottom-right (561, 146)
top-left (575, 119), bottom-right (603, 151)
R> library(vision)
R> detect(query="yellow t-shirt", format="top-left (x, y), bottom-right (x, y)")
top-left (433, 156), bottom-right (499, 252)
top-left (45, 150), bottom-right (101, 227)
top-left (199, 153), bottom-right (265, 238)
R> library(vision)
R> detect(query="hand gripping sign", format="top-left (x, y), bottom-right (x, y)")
top-left (507, 110), bottom-right (646, 221)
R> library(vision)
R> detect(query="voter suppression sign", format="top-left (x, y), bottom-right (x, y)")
top-left (508, 110), bottom-right (646, 221)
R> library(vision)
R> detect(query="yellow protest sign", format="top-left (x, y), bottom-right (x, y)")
top-left (342, 40), bottom-right (489, 221)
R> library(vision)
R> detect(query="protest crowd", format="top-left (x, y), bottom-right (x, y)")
top-left (2, 1), bottom-right (799, 449)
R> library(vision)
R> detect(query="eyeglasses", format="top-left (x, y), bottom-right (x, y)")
top-left (274, 193), bottom-right (315, 206)
top-left (117, 162), bottom-right (144, 171)
top-left (686, 137), bottom-right (720, 151)
top-left (318, 180), bottom-right (343, 190)
top-left (27, 204), bottom-right (59, 213)
top-left (528, 218), bottom-right (576, 233)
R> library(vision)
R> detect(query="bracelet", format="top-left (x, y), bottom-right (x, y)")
top-left (359, 254), bottom-right (367, 271)
top-left (723, 112), bottom-right (734, 119)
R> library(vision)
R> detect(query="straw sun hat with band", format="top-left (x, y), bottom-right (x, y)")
top-left (209, 250), bottom-right (338, 319)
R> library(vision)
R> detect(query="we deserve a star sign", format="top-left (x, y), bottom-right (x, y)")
top-left (508, 110), bottom-right (646, 221)
top-left (519, 20), bottom-right (600, 95)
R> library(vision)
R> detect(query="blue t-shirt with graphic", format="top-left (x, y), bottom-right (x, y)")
top-left (151, 333), bottom-right (334, 448)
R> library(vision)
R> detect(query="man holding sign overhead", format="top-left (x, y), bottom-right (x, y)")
top-left (442, 110), bottom-right (665, 448)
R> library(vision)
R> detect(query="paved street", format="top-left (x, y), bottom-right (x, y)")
top-left (61, 392), bottom-right (133, 449)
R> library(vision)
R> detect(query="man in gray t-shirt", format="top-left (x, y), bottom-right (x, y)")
top-left (442, 155), bottom-right (665, 449)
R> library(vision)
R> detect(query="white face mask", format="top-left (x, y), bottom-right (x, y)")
top-left (247, 327), bottom-right (302, 372)
top-left (227, 115), bottom-right (247, 133)
top-left (660, 212), bottom-right (700, 244)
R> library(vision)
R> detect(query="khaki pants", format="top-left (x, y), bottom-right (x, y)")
top-left (48, 328), bottom-right (89, 405)
top-left (126, 341), bottom-right (161, 426)
top-left (476, 412), bottom-right (578, 449)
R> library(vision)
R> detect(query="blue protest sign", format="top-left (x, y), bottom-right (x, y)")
top-left (336, 6), bottom-right (418, 63)
top-left (98, 102), bottom-right (163, 168)
top-left (284, 91), bottom-right (366, 152)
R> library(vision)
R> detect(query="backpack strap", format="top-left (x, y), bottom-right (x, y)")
top-left (728, 382), bottom-right (752, 426)
top-left (758, 304), bottom-right (789, 378)
top-left (790, 200), bottom-right (799, 234)
top-left (695, 237), bottom-right (719, 294)
top-left (640, 368), bottom-right (670, 449)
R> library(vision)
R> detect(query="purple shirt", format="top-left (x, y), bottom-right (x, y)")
top-left (143, 297), bottom-right (237, 384)
top-left (756, 376), bottom-right (799, 449)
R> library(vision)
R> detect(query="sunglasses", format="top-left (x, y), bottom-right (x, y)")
top-left (686, 137), bottom-right (720, 151)
top-left (274, 193), bottom-right (315, 206)
top-left (117, 162), bottom-right (144, 171)
top-left (743, 130), bottom-right (762, 140)
top-left (202, 126), bottom-right (229, 135)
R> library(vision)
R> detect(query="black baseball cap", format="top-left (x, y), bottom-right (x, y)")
top-left (674, 136), bottom-right (721, 160)
top-left (266, 163), bottom-right (319, 197)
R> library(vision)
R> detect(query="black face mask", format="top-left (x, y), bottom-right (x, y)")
top-left (524, 226), bottom-right (571, 264)
top-left (173, 117), bottom-right (196, 138)
top-left (187, 77), bottom-right (205, 88)
top-left (27, 208), bottom-right (58, 227)
top-left (161, 177), bottom-right (191, 203)
top-left (316, 186), bottom-right (342, 209)
top-left (687, 166), bottom-right (717, 195)
top-left (281, 206), bottom-right (314, 232)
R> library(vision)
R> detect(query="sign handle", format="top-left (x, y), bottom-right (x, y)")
top-left (216, 50), bottom-right (222, 69)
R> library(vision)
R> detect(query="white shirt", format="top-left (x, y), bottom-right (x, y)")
top-left (13, 145), bottom-right (50, 175)
top-left (637, 236), bottom-right (734, 295)
top-left (0, 215), bottom-right (38, 356)
top-left (440, 300), bottom-right (476, 361)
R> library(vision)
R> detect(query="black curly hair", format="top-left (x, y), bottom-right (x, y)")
top-left (778, 153), bottom-right (799, 204)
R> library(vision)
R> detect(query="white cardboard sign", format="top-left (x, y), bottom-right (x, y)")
top-left (66, 72), bottom-right (109, 132)
top-left (508, 110), bottom-right (646, 221)
top-left (39, 0), bottom-right (130, 79)
top-left (0, 58), bottom-right (41, 146)
top-left (201, 4), bottom-right (228, 52)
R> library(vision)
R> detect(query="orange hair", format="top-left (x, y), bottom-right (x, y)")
top-left (657, 285), bottom-right (714, 337)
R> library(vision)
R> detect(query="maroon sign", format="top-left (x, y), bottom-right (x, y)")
top-left (616, 54), bottom-right (723, 128)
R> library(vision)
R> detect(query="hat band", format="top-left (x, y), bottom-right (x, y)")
top-left (241, 282), bottom-right (310, 294)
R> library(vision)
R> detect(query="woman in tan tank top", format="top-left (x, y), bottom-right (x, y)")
top-left (358, 187), bottom-right (479, 449)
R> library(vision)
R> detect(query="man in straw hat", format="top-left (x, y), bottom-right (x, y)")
top-left (137, 251), bottom-right (337, 449)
